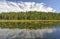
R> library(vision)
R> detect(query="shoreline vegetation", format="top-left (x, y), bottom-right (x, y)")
top-left (0, 20), bottom-right (60, 29)
top-left (0, 20), bottom-right (60, 22)
top-left (0, 11), bottom-right (60, 29)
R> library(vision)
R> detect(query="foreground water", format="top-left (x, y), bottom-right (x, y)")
top-left (0, 27), bottom-right (60, 39)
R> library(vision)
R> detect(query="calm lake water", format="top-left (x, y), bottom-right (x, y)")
top-left (0, 26), bottom-right (60, 39)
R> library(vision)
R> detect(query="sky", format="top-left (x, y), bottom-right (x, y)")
top-left (0, 0), bottom-right (60, 12)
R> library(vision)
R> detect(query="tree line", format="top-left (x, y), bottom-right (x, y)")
top-left (0, 11), bottom-right (60, 29)
top-left (0, 11), bottom-right (60, 20)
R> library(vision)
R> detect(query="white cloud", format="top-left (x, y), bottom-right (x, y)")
top-left (0, 0), bottom-right (56, 12)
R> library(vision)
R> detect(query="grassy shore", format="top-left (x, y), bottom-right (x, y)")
top-left (0, 20), bottom-right (60, 29)
top-left (0, 20), bottom-right (60, 22)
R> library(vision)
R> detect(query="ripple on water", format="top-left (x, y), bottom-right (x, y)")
top-left (0, 28), bottom-right (56, 39)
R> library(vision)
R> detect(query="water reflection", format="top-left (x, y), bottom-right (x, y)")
top-left (0, 28), bottom-right (60, 39)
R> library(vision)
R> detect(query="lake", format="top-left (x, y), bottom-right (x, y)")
top-left (0, 26), bottom-right (60, 39)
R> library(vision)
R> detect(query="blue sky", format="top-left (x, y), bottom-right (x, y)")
top-left (0, 0), bottom-right (59, 12)
top-left (6, 0), bottom-right (60, 12)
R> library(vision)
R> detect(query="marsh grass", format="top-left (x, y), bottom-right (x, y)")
top-left (0, 20), bottom-right (59, 29)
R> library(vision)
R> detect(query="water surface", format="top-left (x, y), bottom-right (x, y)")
top-left (0, 27), bottom-right (60, 39)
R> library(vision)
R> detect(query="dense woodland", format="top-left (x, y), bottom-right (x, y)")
top-left (0, 11), bottom-right (60, 29)
top-left (0, 11), bottom-right (60, 20)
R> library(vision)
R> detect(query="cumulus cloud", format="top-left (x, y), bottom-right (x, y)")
top-left (0, 0), bottom-right (56, 12)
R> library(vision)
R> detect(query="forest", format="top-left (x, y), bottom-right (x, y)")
top-left (0, 11), bottom-right (60, 20)
top-left (0, 11), bottom-right (60, 29)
